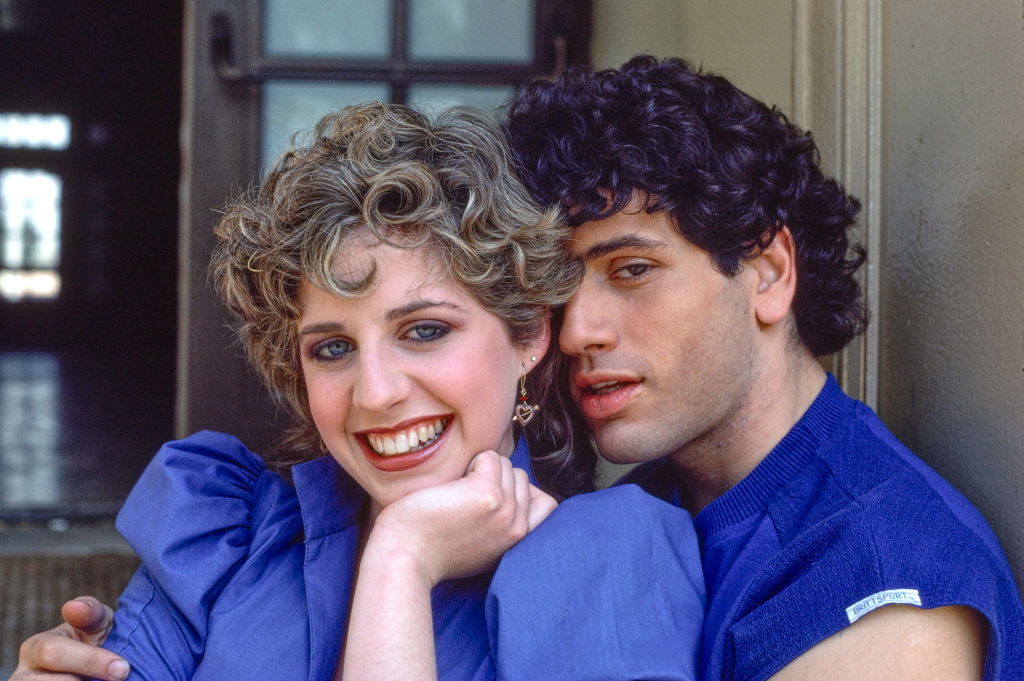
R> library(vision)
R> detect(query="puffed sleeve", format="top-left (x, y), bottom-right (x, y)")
top-left (486, 484), bottom-right (705, 681)
top-left (101, 431), bottom-right (301, 681)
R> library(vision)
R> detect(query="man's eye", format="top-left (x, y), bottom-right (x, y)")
top-left (313, 339), bottom-right (351, 361)
top-left (613, 263), bottom-right (652, 279)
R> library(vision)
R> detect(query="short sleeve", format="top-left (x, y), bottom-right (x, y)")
top-left (487, 485), bottom-right (705, 681)
top-left (102, 431), bottom-right (299, 680)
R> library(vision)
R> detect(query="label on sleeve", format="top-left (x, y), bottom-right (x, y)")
top-left (846, 588), bottom-right (922, 623)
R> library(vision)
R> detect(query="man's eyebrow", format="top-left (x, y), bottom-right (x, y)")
top-left (580, 234), bottom-right (667, 261)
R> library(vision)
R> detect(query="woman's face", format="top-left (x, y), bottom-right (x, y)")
top-left (297, 237), bottom-right (547, 517)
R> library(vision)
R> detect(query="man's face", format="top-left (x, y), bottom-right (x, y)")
top-left (560, 201), bottom-right (762, 467)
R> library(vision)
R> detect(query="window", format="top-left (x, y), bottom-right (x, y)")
top-left (0, 113), bottom-right (70, 302)
top-left (210, 0), bottom-right (591, 164)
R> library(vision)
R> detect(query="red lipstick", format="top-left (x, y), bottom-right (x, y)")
top-left (357, 416), bottom-right (452, 473)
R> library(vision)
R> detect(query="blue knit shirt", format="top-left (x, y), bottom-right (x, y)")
top-left (625, 374), bottom-right (1024, 681)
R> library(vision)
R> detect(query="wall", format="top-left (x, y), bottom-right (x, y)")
top-left (879, 1), bottom-right (1024, 590)
top-left (592, 0), bottom-right (794, 111)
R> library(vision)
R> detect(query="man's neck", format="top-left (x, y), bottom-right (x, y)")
top-left (670, 354), bottom-right (827, 515)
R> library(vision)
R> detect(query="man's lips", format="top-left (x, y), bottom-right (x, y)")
top-left (573, 374), bottom-right (641, 421)
top-left (356, 415), bottom-right (452, 472)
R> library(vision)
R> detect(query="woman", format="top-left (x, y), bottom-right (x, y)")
top-left (9, 102), bottom-right (704, 681)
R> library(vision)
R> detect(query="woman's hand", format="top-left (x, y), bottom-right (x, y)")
top-left (368, 450), bottom-right (557, 586)
top-left (9, 597), bottom-right (128, 681)
top-left (337, 453), bottom-right (556, 681)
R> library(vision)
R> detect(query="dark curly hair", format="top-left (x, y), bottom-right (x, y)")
top-left (505, 55), bottom-right (866, 357)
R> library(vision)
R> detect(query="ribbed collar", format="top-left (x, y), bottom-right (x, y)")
top-left (694, 374), bottom-right (853, 538)
top-left (290, 436), bottom-right (536, 539)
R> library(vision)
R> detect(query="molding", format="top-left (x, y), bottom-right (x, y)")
top-left (793, 0), bottom-right (882, 408)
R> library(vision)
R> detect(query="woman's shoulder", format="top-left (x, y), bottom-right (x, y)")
top-left (121, 430), bottom-right (291, 520)
top-left (116, 430), bottom-right (301, 588)
top-left (103, 432), bottom-right (307, 676)
top-left (156, 429), bottom-right (274, 476)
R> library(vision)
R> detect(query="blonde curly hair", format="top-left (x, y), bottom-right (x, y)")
top-left (209, 102), bottom-right (586, 490)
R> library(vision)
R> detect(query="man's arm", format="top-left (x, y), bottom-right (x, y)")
top-left (9, 597), bottom-right (127, 681)
top-left (770, 605), bottom-right (987, 681)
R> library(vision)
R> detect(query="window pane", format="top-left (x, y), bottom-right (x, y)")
top-left (407, 83), bottom-right (514, 118)
top-left (264, 0), bottom-right (391, 58)
top-left (1, 169), bottom-right (61, 270)
top-left (0, 113), bottom-right (71, 150)
top-left (0, 270), bottom-right (60, 301)
top-left (0, 352), bottom-right (61, 508)
top-left (262, 81), bottom-right (390, 167)
top-left (0, 168), bottom-right (62, 302)
top-left (409, 0), bottom-right (532, 63)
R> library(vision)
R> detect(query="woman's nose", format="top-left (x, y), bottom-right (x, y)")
top-left (351, 351), bottom-right (409, 413)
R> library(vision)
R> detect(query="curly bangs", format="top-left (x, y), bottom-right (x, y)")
top-left (505, 55), bottom-right (866, 356)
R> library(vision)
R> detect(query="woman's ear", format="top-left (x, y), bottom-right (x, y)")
top-left (523, 315), bottom-right (552, 370)
top-left (751, 226), bottom-right (798, 327)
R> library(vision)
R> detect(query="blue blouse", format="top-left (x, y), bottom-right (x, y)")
top-left (101, 431), bottom-right (704, 680)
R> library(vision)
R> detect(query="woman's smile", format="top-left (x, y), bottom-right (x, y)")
top-left (362, 415), bottom-right (449, 457)
top-left (357, 415), bottom-right (452, 472)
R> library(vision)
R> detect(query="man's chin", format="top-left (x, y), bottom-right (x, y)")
top-left (592, 427), bottom-right (664, 466)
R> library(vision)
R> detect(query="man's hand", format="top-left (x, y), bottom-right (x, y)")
top-left (368, 450), bottom-right (558, 587)
top-left (9, 596), bottom-right (128, 681)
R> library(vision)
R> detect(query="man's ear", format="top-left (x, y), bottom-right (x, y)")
top-left (750, 226), bottom-right (798, 326)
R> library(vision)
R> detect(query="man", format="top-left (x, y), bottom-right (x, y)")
top-left (12, 56), bottom-right (1024, 680)
top-left (503, 56), bottom-right (1022, 680)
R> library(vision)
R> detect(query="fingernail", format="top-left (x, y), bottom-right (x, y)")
top-left (109, 659), bottom-right (130, 680)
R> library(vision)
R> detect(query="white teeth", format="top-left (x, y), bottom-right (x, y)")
top-left (591, 381), bottom-right (621, 395)
top-left (365, 418), bottom-right (447, 457)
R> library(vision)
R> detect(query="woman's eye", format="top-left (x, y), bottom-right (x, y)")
top-left (312, 339), bottom-right (351, 361)
top-left (403, 323), bottom-right (450, 343)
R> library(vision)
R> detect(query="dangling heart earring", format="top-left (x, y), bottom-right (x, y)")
top-left (512, 358), bottom-right (539, 427)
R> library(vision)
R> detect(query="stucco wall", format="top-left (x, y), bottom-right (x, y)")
top-left (879, 1), bottom-right (1024, 590)
top-left (592, 0), bottom-right (793, 111)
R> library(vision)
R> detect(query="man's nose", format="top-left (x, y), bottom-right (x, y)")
top-left (559, 280), bottom-right (617, 358)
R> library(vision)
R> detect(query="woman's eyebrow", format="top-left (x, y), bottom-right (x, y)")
top-left (385, 299), bottom-right (463, 322)
top-left (298, 300), bottom-right (465, 335)
top-left (298, 321), bottom-right (344, 336)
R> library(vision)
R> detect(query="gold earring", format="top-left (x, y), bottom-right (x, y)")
top-left (512, 362), bottom-right (540, 427)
